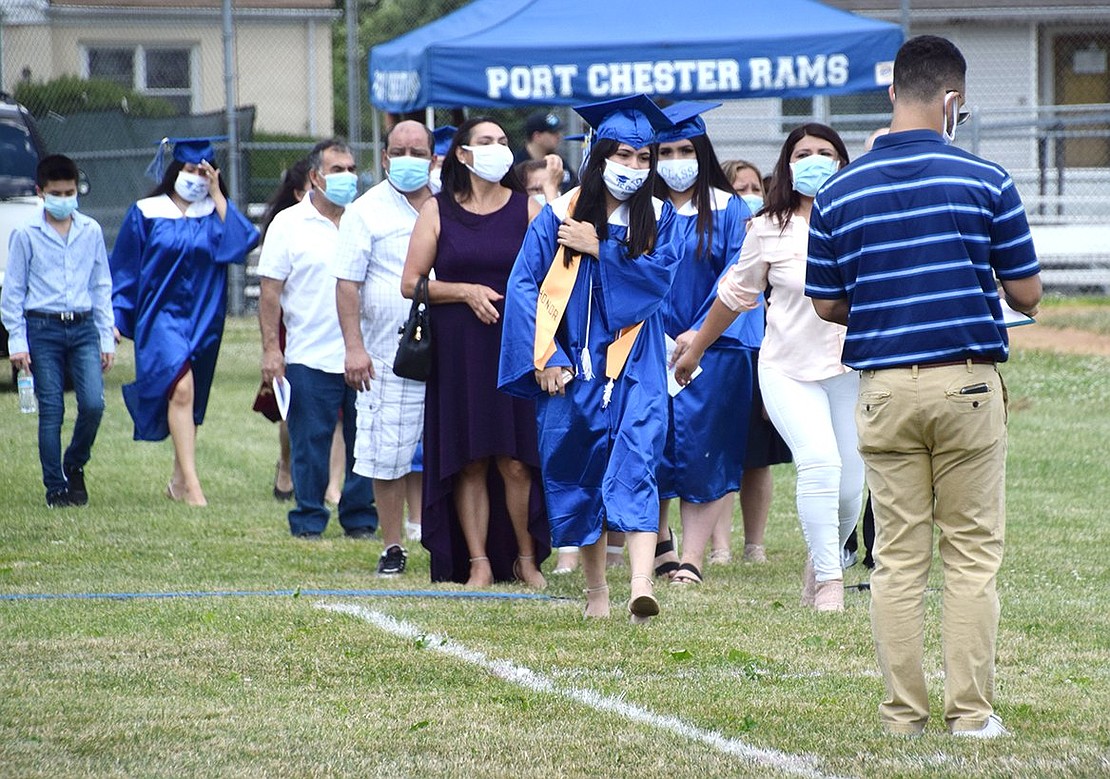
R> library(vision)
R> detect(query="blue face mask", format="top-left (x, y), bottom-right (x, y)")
top-left (387, 156), bottom-right (431, 193)
top-left (43, 193), bottom-right (79, 220)
top-left (740, 194), bottom-right (763, 215)
top-left (320, 171), bottom-right (358, 206)
top-left (789, 154), bottom-right (839, 197)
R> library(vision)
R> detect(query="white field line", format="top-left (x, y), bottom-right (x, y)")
top-left (320, 602), bottom-right (845, 779)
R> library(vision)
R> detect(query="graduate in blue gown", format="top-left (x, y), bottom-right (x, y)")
top-left (499, 94), bottom-right (683, 623)
top-left (653, 102), bottom-right (763, 584)
top-left (111, 137), bottom-right (260, 506)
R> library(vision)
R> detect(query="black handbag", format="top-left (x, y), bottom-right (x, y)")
top-left (393, 275), bottom-right (433, 381)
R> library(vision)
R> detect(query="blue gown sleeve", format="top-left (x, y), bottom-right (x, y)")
top-left (209, 201), bottom-right (260, 264)
top-left (597, 200), bottom-right (684, 330)
top-left (701, 196), bottom-right (764, 349)
top-left (498, 207), bottom-right (569, 399)
top-left (109, 204), bottom-right (147, 340)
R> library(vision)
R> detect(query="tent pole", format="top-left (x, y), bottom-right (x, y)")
top-left (425, 105), bottom-right (434, 129)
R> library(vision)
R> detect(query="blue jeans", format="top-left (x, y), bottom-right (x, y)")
top-left (284, 363), bottom-right (377, 535)
top-left (25, 316), bottom-right (105, 495)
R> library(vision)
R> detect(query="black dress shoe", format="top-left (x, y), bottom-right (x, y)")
top-left (294, 531), bottom-right (323, 541)
top-left (64, 466), bottom-right (88, 506)
top-left (344, 527), bottom-right (376, 540)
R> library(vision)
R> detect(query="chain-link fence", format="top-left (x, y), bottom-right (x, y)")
top-left (3, 1), bottom-right (1109, 298)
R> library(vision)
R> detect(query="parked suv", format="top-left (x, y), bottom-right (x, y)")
top-left (0, 92), bottom-right (48, 359)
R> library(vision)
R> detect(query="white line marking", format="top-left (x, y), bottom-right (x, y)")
top-left (320, 602), bottom-right (844, 779)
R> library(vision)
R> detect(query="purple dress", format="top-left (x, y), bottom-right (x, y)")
top-left (422, 189), bottom-right (550, 583)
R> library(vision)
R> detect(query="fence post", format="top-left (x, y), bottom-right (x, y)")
top-left (346, 0), bottom-right (360, 154)
top-left (223, 0), bottom-right (244, 316)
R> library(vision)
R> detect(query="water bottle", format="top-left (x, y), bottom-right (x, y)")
top-left (18, 369), bottom-right (37, 414)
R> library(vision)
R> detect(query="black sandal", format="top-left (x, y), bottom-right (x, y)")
top-left (273, 462), bottom-right (294, 501)
top-left (672, 562), bottom-right (703, 585)
top-left (654, 525), bottom-right (680, 579)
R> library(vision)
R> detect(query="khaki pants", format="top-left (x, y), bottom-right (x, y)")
top-left (857, 361), bottom-right (1007, 735)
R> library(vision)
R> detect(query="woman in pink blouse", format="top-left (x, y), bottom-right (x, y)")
top-left (673, 124), bottom-right (863, 612)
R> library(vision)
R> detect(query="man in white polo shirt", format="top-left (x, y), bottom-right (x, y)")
top-left (258, 138), bottom-right (377, 540)
top-left (336, 120), bottom-right (436, 576)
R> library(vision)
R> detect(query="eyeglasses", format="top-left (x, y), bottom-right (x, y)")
top-left (945, 90), bottom-right (972, 125)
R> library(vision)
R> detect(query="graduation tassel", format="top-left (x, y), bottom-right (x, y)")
top-left (580, 347), bottom-right (594, 381)
top-left (601, 378), bottom-right (614, 408)
top-left (579, 281), bottom-right (595, 381)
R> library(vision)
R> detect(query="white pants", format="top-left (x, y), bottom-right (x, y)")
top-left (759, 365), bottom-right (865, 581)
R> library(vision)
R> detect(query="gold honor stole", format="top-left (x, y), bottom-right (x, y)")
top-left (532, 189), bottom-right (643, 407)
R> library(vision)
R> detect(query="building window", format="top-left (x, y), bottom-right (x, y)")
top-left (85, 45), bottom-right (194, 115)
top-left (782, 90), bottom-right (891, 133)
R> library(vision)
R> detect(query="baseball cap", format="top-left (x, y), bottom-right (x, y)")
top-left (524, 111), bottom-right (563, 137)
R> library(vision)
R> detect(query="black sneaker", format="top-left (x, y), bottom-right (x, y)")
top-left (46, 489), bottom-right (76, 508)
top-left (344, 527), bottom-right (376, 540)
top-left (377, 545), bottom-right (407, 576)
top-left (64, 466), bottom-right (88, 506)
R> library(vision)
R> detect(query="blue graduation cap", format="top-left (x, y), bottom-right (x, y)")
top-left (433, 126), bottom-right (456, 156)
top-left (145, 135), bottom-right (227, 181)
top-left (573, 94), bottom-right (673, 149)
top-left (655, 101), bottom-right (722, 144)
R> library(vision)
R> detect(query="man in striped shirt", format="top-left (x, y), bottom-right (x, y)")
top-left (806, 35), bottom-right (1041, 739)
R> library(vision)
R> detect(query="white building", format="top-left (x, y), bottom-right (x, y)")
top-left (0, 0), bottom-right (339, 136)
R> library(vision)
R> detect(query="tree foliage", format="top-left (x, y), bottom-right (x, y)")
top-left (333, 0), bottom-right (470, 136)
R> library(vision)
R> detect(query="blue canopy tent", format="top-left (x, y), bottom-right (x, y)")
top-left (369, 0), bottom-right (904, 112)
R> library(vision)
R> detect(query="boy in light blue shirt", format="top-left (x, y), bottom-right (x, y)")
top-left (1, 155), bottom-right (115, 507)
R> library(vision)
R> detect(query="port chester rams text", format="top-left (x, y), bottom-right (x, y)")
top-left (485, 55), bottom-right (851, 100)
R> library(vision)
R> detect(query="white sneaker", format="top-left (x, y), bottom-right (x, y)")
top-left (953, 714), bottom-right (1010, 739)
top-left (404, 521), bottom-right (422, 541)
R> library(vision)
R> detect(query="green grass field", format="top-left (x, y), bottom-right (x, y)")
top-left (1, 312), bottom-right (1108, 778)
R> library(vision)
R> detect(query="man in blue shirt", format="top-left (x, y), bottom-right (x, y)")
top-left (806, 36), bottom-right (1041, 739)
top-left (1, 155), bottom-right (115, 507)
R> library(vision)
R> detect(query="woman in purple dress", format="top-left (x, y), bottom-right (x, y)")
top-left (401, 117), bottom-right (549, 587)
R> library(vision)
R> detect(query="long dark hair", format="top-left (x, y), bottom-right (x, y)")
top-left (439, 116), bottom-right (523, 202)
top-left (764, 123), bottom-right (850, 231)
top-left (261, 158), bottom-right (310, 239)
top-left (145, 158), bottom-right (231, 200)
top-left (654, 133), bottom-right (734, 260)
top-left (567, 138), bottom-right (658, 266)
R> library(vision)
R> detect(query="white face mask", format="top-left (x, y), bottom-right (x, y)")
top-left (602, 159), bottom-right (649, 201)
top-left (657, 159), bottom-right (699, 193)
top-left (174, 170), bottom-right (210, 202)
top-left (462, 143), bottom-right (514, 183)
top-left (943, 91), bottom-right (961, 145)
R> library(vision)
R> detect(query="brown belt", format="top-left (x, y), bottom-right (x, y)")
top-left (912, 357), bottom-right (996, 370)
